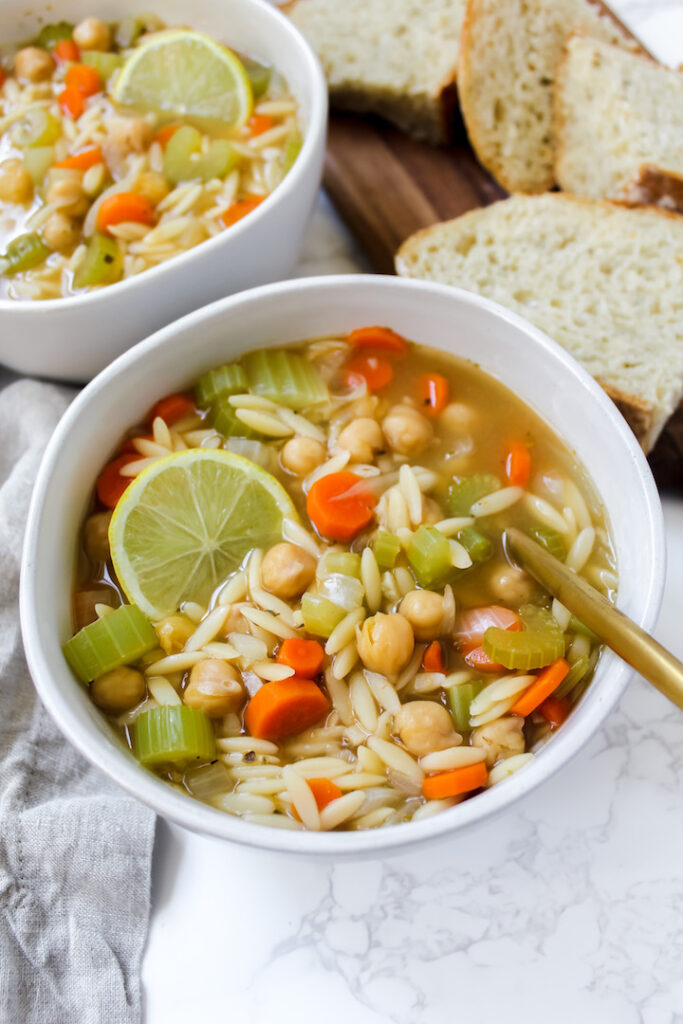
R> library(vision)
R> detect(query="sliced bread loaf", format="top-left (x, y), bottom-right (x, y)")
top-left (555, 34), bottom-right (683, 202)
top-left (458, 0), bottom-right (642, 194)
top-left (284, 0), bottom-right (466, 143)
top-left (395, 194), bottom-right (683, 451)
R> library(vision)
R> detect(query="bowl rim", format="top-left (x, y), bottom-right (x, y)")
top-left (20, 274), bottom-right (666, 857)
top-left (0, 0), bottom-right (328, 315)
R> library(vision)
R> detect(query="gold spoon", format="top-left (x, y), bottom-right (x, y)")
top-left (505, 526), bottom-right (683, 710)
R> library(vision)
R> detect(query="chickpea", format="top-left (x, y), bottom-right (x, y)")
top-left (489, 563), bottom-right (536, 605)
top-left (395, 700), bottom-right (458, 757)
top-left (472, 716), bottom-right (525, 766)
top-left (223, 606), bottom-right (249, 634)
top-left (83, 511), bottom-right (112, 563)
top-left (135, 170), bottom-right (169, 206)
top-left (439, 402), bottom-right (478, 434)
top-left (281, 436), bottom-right (326, 476)
top-left (106, 116), bottom-right (154, 157)
top-left (90, 667), bottom-right (146, 715)
top-left (261, 542), bottom-right (316, 599)
top-left (382, 404), bottom-right (433, 457)
top-left (0, 159), bottom-right (33, 204)
top-left (42, 211), bottom-right (80, 251)
top-left (13, 46), bottom-right (55, 82)
top-left (399, 589), bottom-right (444, 642)
top-left (156, 614), bottom-right (195, 656)
top-left (73, 16), bottom-right (111, 51)
top-left (46, 178), bottom-right (89, 217)
top-left (184, 660), bottom-right (244, 717)
top-left (357, 612), bottom-right (414, 675)
top-left (337, 417), bottom-right (383, 464)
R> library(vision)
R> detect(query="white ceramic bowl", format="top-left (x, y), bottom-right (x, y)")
top-left (21, 276), bottom-right (665, 857)
top-left (0, 0), bottom-right (326, 381)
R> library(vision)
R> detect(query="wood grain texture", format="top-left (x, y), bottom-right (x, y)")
top-left (323, 113), bottom-right (681, 490)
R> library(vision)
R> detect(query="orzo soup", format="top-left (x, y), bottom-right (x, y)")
top-left (0, 15), bottom-right (301, 300)
top-left (65, 327), bottom-right (616, 832)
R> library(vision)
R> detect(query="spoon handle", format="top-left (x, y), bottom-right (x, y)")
top-left (505, 527), bottom-right (683, 710)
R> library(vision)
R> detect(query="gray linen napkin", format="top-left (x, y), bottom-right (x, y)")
top-left (0, 379), bottom-right (156, 1024)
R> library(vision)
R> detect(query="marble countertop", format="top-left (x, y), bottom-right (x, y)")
top-left (143, 4), bottom-right (683, 1022)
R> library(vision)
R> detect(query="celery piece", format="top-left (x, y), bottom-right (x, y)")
top-left (211, 399), bottom-right (259, 440)
top-left (195, 363), bottom-right (247, 407)
top-left (115, 15), bottom-right (144, 49)
top-left (23, 146), bottom-right (54, 185)
top-left (447, 474), bottom-right (500, 516)
top-left (482, 627), bottom-right (565, 671)
top-left (554, 656), bottom-right (590, 700)
top-left (324, 552), bottom-right (361, 579)
top-left (407, 525), bottom-right (453, 588)
top-left (134, 706), bottom-right (216, 768)
top-left (372, 531), bottom-right (401, 571)
top-left (520, 604), bottom-right (562, 633)
top-left (11, 108), bottom-right (62, 148)
top-left (568, 616), bottom-right (600, 644)
top-left (318, 573), bottom-right (364, 611)
top-left (448, 681), bottom-right (485, 732)
top-left (457, 525), bottom-right (492, 563)
top-left (72, 233), bottom-right (123, 288)
top-left (301, 593), bottom-right (346, 638)
top-left (243, 349), bottom-right (328, 410)
top-left (81, 50), bottom-right (124, 81)
top-left (527, 525), bottom-right (567, 562)
top-left (63, 604), bottom-right (157, 683)
top-left (282, 133), bottom-right (302, 176)
top-left (0, 233), bottom-right (50, 276)
top-left (37, 21), bottom-right (73, 48)
top-left (242, 57), bottom-right (271, 98)
top-left (164, 126), bottom-right (238, 184)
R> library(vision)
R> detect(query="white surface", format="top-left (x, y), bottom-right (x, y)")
top-left (142, 1), bottom-right (683, 1018)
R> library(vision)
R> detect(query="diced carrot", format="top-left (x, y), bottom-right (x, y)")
top-left (220, 195), bottom-right (265, 228)
top-left (306, 471), bottom-right (376, 542)
top-left (276, 638), bottom-right (325, 678)
top-left (417, 373), bottom-right (449, 416)
top-left (422, 641), bottom-right (445, 674)
top-left (292, 777), bottom-right (342, 821)
top-left (463, 645), bottom-right (506, 674)
top-left (245, 678), bottom-right (329, 741)
top-left (347, 326), bottom-right (408, 355)
top-left (248, 113), bottom-right (273, 136)
top-left (65, 63), bottom-right (102, 97)
top-left (344, 353), bottom-right (393, 391)
top-left (422, 762), bottom-right (488, 800)
top-left (54, 39), bottom-right (80, 63)
top-left (96, 454), bottom-right (136, 508)
top-left (96, 192), bottom-right (155, 234)
top-left (505, 442), bottom-right (531, 487)
top-left (455, 605), bottom-right (522, 653)
top-left (149, 393), bottom-right (196, 426)
top-left (511, 658), bottom-right (570, 718)
top-left (58, 86), bottom-right (85, 120)
top-left (154, 124), bottom-right (181, 149)
top-left (538, 695), bottom-right (570, 728)
top-left (55, 146), bottom-right (103, 170)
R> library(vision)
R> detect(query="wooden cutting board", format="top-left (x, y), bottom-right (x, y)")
top-left (323, 113), bottom-right (682, 491)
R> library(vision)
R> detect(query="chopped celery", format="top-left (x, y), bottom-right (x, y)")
top-left (242, 57), bottom-right (271, 98)
top-left (324, 552), bottom-right (361, 579)
top-left (407, 525), bottom-right (453, 588)
top-left (282, 133), bottom-right (302, 176)
top-left (63, 604), bottom-right (157, 683)
top-left (115, 15), bottom-right (144, 49)
top-left (11, 108), bottom-right (62, 148)
top-left (81, 50), bottom-right (124, 81)
top-left (318, 573), bottom-right (364, 611)
top-left (554, 656), bottom-right (590, 700)
top-left (243, 349), bottom-right (328, 410)
top-left (134, 706), bottom-right (216, 768)
top-left (447, 474), bottom-right (500, 516)
top-left (37, 21), bottom-right (73, 48)
top-left (372, 531), bottom-right (401, 571)
top-left (568, 616), bottom-right (600, 644)
top-left (301, 593), bottom-right (346, 638)
top-left (448, 681), bottom-right (485, 732)
top-left (23, 146), bottom-right (54, 184)
top-left (482, 627), bottom-right (565, 671)
top-left (195, 363), bottom-right (247, 407)
top-left (457, 525), bottom-right (492, 563)
top-left (528, 525), bottom-right (566, 561)
top-left (163, 126), bottom-right (238, 184)
top-left (72, 233), bottom-right (123, 288)
top-left (211, 399), bottom-right (259, 439)
top-left (0, 233), bottom-right (50, 275)
top-left (520, 604), bottom-right (562, 633)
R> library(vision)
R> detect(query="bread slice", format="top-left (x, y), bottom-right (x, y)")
top-left (284, 0), bottom-right (466, 143)
top-left (458, 0), bottom-right (643, 194)
top-left (555, 34), bottom-right (683, 202)
top-left (395, 194), bottom-right (683, 451)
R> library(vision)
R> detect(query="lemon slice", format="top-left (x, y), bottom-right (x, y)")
top-left (112, 29), bottom-right (253, 127)
top-left (109, 449), bottom-right (296, 620)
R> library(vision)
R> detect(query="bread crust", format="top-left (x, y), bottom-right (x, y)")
top-left (618, 165), bottom-right (683, 214)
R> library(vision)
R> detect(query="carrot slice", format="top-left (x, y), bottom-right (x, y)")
top-left (96, 454), bottom-right (136, 509)
top-left (463, 645), bottom-right (506, 674)
top-left (54, 40), bottom-right (80, 63)
top-left (455, 605), bottom-right (522, 674)
top-left (58, 86), bottom-right (85, 120)
top-left (245, 678), bottom-right (329, 741)
top-left (344, 353), bottom-right (393, 391)
top-left (56, 146), bottom-right (103, 170)
top-left (292, 777), bottom-right (342, 820)
top-left (154, 124), bottom-right (181, 149)
top-left (417, 373), bottom-right (449, 417)
top-left (149, 393), bottom-right (195, 426)
top-left (422, 762), bottom-right (488, 800)
top-left (220, 196), bottom-right (265, 228)
top-left (306, 471), bottom-right (376, 542)
top-left (538, 695), bottom-right (570, 728)
top-left (276, 638), bottom-right (325, 678)
top-left (505, 442), bottom-right (531, 487)
top-left (511, 658), bottom-right (570, 718)
top-left (422, 641), bottom-right (445, 674)
top-left (347, 326), bottom-right (408, 355)
top-left (97, 192), bottom-right (155, 234)
top-left (65, 63), bottom-right (102, 97)
top-left (248, 113), bottom-right (273, 136)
